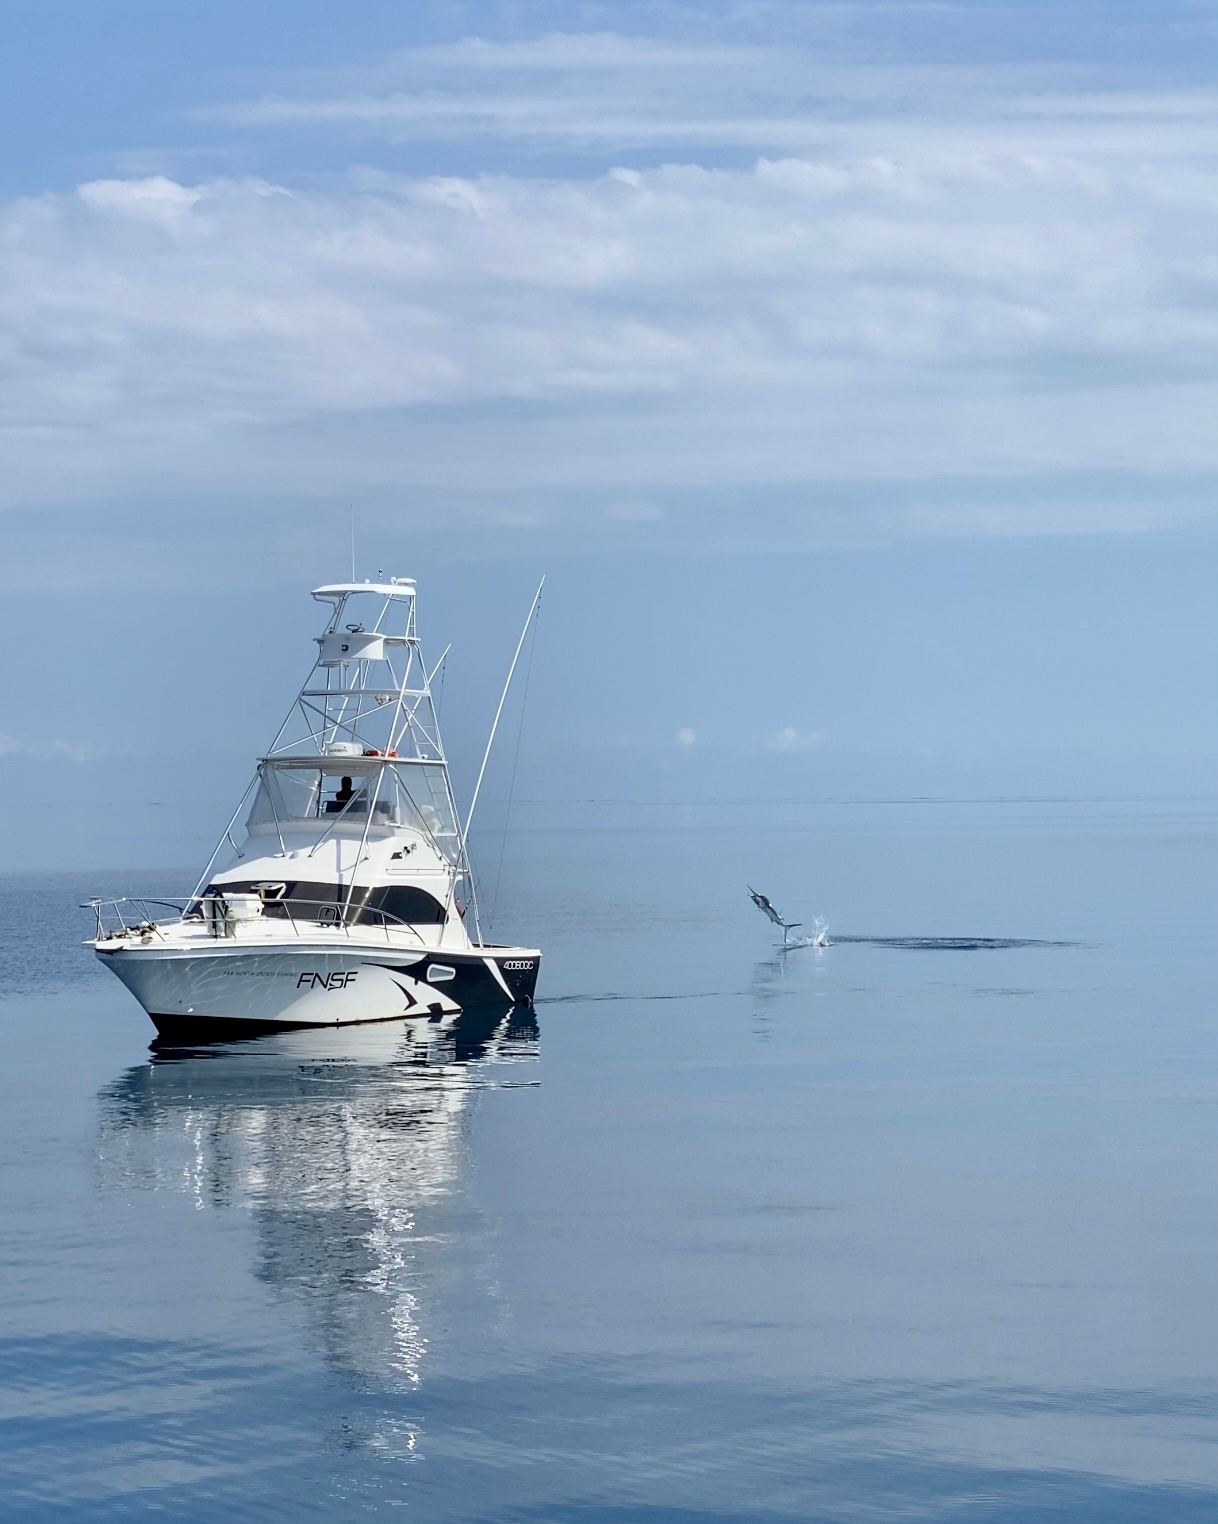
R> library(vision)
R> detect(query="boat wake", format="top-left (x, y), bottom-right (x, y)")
top-left (830, 935), bottom-right (1076, 951)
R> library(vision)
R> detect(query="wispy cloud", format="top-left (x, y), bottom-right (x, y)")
top-left (212, 32), bottom-right (871, 150)
top-left (208, 31), bottom-right (1168, 153)
top-left (766, 726), bottom-right (823, 754)
top-left (0, 732), bottom-right (99, 765)
top-left (207, 29), bottom-right (1218, 162)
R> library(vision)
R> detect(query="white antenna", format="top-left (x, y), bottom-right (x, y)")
top-left (462, 578), bottom-right (544, 853)
top-left (350, 508), bottom-right (356, 582)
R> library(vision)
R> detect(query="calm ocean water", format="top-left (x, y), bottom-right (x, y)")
top-left (2, 799), bottom-right (1216, 1521)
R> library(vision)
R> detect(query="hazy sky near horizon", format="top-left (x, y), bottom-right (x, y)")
top-left (2, 1), bottom-right (1217, 866)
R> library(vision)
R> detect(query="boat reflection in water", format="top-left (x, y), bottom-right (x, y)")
top-left (96, 1007), bottom-right (539, 1405)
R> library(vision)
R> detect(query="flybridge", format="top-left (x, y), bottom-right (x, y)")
top-left (264, 579), bottom-right (446, 765)
top-left (191, 575), bottom-right (474, 924)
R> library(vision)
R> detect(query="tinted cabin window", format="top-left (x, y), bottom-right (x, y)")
top-left (364, 885), bottom-right (447, 925)
top-left (200, 881), bottom-right (445, 925)
top-left (278, 882), bottom-right (346, 920)
top-left (205, 881), bottom-right (343, 920)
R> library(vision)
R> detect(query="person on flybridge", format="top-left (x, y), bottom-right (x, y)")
top-left (327, 777), bottom-right (357, 813)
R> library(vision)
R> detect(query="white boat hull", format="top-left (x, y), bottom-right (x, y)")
top-left (96, 937), bottom-right (540, 1038)
top-left (98, 942), bottom-right (461, 1036)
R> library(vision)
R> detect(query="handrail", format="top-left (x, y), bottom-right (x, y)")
top-left (87, 891), bottom-right (431, 947)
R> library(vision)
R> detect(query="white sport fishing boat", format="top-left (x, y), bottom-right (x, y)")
top-left (90, 578), bottom-right (542, 1038)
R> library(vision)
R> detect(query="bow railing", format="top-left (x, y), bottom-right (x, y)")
top-left (84, 895), bottom-right (429, 947)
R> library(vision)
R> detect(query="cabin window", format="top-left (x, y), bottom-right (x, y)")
top-left (200, 880), bottom-right (447, 926)
top-left (203, 880), bottom-right (342, 921)
top-left (244, 760), bottom-right (462, 863)
top-left (362, 885), bottom-right (447, 926)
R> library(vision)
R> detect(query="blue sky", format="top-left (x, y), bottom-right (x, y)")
top-left (2, 1), bottom-right (1216, 867)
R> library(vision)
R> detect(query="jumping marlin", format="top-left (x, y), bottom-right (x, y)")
top-left (747, 886), bottom-right (802, 948)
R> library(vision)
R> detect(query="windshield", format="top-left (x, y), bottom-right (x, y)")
top-left (246, 760), bottom-right (461, 861)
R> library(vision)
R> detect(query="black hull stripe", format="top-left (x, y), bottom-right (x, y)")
top-left (150, 1010), bottom-right (451, 1040)
top-left (147, 964), bottom-right (538, 1041)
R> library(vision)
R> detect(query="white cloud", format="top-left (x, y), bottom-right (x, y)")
top-left (78, 176), bottom-right (205, 221)
top-left (6, 36), bottom-right (1218, 540)
top-left (767, 726), bottom-right (823, 754)
top-left (676, 726), bottom-right (697, 747)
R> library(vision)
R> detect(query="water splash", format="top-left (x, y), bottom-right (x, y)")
top-left (787, 917), bottom-right (830, 950)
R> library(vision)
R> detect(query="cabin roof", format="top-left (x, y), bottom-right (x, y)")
top-left (312, 580), bottom-right (415, 600)
top-left (259, 753), bottom-right (442, 769)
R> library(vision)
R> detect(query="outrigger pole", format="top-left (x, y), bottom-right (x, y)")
top-left (461, 578), bottom-right (545, 858)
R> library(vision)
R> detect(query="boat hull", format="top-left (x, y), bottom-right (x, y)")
top-left (96, 939), bottom-right (541, 1038)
